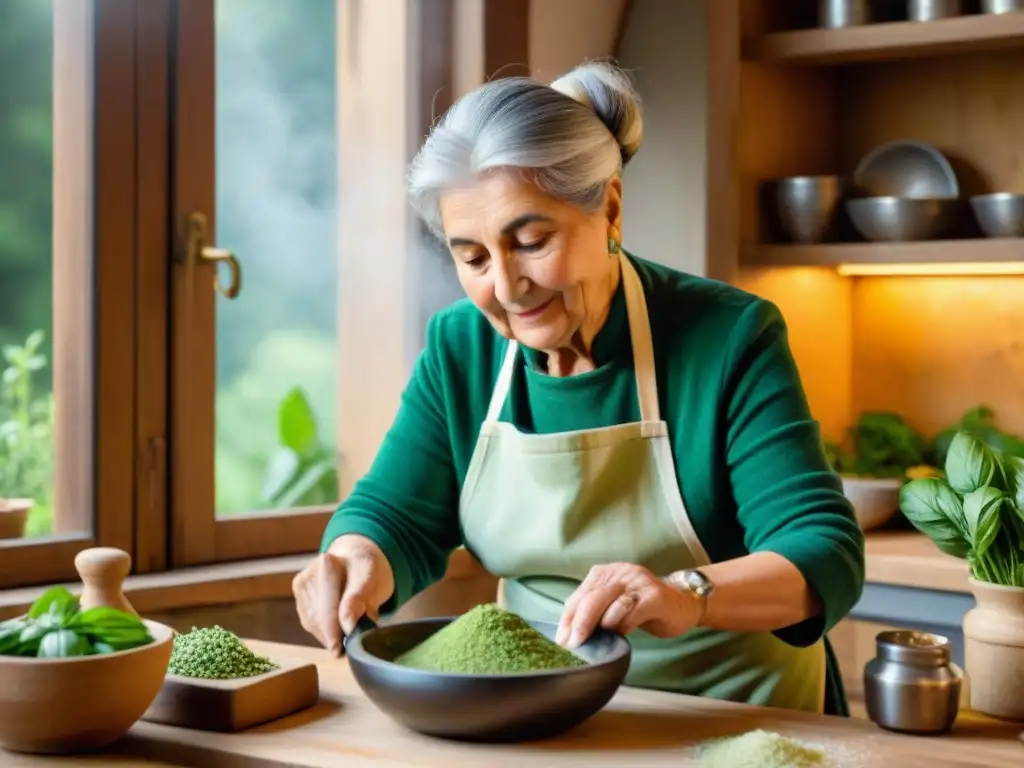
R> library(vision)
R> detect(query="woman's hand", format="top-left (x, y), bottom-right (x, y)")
top-left (292, 534), bottom-right (395, 658)
top-left (555, 562), bottom-right (700, 649)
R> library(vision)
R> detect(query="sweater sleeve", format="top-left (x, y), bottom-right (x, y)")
top-left (320, 312), bottom-right (461, 613)
top-left (721, 299), bottom-right (865, 647)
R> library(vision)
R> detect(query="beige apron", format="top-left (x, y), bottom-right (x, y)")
top-left (459, 252), bottom-right (826, 713)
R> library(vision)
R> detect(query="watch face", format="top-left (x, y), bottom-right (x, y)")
top-left (666, 569), bottom-right (709, 596)
top-left (682, 569), bottom-right (713, 596)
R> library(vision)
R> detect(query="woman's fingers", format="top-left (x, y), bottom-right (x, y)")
top-left (338, 551), bottom-right (378, 637)
top-left (293, 538), bottom-right (395, 658)
top-left (292, 570), bottom-right (323, 646)
top-left (293, 566), bottom-right (333, 651)
top-left (557, 564), bottom-right (679, 647)
top-left (599, 592), bottom-right (636, 631)
top-left (313, 553), bottom-right (346, 657)
top-left (607, 590), bottom-right (661, 636)
top-left (564, 581), bottom-right (626, 649)
top-left (556, 567), bottom-right (603, 645)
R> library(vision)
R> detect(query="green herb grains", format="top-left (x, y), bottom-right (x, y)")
top-left (697, 730), bottom-right (834, 768)
top-left (394, 603), bottom-right (588, 674)
top-left (168, 625), bottom-right (278, 679)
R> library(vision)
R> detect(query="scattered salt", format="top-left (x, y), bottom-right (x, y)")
top-left (696, 729), bottom-right (835, 768)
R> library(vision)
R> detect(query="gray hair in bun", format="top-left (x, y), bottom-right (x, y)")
top-left (407, 60), bottom-right (643, 238)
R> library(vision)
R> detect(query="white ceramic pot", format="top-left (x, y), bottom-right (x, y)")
top-left (840, 476), bottom-right (902, 531)
top-left (963, 577), bottom-right (1024, 721)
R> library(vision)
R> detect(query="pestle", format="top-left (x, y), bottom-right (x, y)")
top-left (74, 546), bottom-right (139, 615)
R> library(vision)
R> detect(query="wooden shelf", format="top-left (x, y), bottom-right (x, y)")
top-left (743, 238), bottom-right (1023, 268)
top-left (749, 12), bottom-right (1024, 65)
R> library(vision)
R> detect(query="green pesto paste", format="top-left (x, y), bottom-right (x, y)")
top-left (394, 603), bottom-right (588, 674)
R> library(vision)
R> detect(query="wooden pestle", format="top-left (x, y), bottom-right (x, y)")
top-left (74, 546), bottom-right (139, 615)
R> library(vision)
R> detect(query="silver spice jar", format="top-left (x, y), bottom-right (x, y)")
top-left (864, 630), bottom-right (963, 735)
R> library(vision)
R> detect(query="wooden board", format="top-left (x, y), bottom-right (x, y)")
top-left (141, 655), bottom-right (319, 732)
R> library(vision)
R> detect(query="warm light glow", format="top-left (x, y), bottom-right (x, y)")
top-left (836, 262), bottom-right (1024, 277)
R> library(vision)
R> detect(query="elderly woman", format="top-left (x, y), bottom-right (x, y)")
top-left (293, 61), bottom-right (865, 716)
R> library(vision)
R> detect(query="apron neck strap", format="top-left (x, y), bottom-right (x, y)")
top-left (620, 252), bottom-right (660, 422)
top-left (486, 338), bottom-right (520, 422)
top-left (485, 252), bottom-right (661, 424)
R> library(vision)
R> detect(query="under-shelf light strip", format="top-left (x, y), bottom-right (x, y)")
top-left (836, 262), bottom-right (1024, 277)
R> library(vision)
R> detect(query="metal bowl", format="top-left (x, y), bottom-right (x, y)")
top-left (854, 140), bottom-right (959, 199)
top-left (909, 0), bottom-right (963, 21)
top-left (775, 175), bottom-right (845, 244)
top-left (970, 193), bottom-right (1024, 238)
top-left (344, 616), bottom-right (631, 743)
top-left (819, 0), bottom-right (871, 28)
top-left (982, 0), bottom-right (1024, 13)
top-left (847, 196), bottom-right (958, 242)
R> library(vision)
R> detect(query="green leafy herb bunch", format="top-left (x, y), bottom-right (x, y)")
top-left (0, 586), bottom-right (154, 658)
top-left (900, 431), bottom-right (1024, 587)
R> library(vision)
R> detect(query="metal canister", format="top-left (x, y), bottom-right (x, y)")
top-left (863, 630), bottom-right (963, 735)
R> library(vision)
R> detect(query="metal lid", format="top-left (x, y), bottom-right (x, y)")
top-left (876, 630), bottom-right (952, 667)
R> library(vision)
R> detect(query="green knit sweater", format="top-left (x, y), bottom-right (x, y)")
top-left (322, 252), bottom-right (865, 652)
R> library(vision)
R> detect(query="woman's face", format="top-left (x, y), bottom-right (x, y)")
top-left (438, 170), bottom-right (623, 355)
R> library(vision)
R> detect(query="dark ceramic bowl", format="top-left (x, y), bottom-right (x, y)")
top-left (343, 616), bottom-right (631, 743)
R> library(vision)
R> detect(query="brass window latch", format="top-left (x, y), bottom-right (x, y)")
top-left (182, 211), bottom-right (242, 302)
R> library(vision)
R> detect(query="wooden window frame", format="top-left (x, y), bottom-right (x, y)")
top-left (0, 0), bottom-right (138, 590)
top-left (166, 0), bottom-right (463, 568)
top-left (1, 0), bottom-right (530, 591)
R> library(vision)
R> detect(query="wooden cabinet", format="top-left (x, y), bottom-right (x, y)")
top-left (707, 1), bottom-right (1024, 447)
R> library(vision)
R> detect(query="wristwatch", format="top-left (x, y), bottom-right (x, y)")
top-left (665, 568), bottom-right (715, 625)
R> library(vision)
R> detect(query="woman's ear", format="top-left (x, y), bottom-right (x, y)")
top-left (604, 176), bottom-right (624, 232)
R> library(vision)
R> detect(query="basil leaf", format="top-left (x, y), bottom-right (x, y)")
top-left (899, 478), bottom-right (971, 557)
top-left (68, 606), bottom-right (145, 632)
top-left (17, 622), bottom-right (55, 656)
top-left (28, 586), bottom-right (78, 620)
top-left (0, 616), bottom-right (27, 633)
top-left (946, 432), bottom-right (1003, 495)
top-left (0, 620), bottom-right (27, 655)
top-left (1002, 454), bottom-right (1024, 511)
top-left (38, 629), bottom-right (90, 658)
top-left (90, 641), bottom-right (117, 654)
top-left (963, 487), bottom-right (1005, 559)
top-left (19, 622), bottom-right (52, 644)
top-left (89, 631), bottom-right (153, 650)
top-left (69, 607), bottom-right (151, 649)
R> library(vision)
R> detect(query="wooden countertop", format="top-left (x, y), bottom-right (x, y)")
top-left (7, 639), bottom-right (1021, 768)
top-left (864, 531), bottom-right (971, 594)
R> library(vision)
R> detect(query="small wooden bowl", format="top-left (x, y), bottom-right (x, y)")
top-left (0, 620), bottom-right (174, 755)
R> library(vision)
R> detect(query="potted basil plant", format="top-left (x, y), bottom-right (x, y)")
top-left (899, 430), bottom-right (1024, 721)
